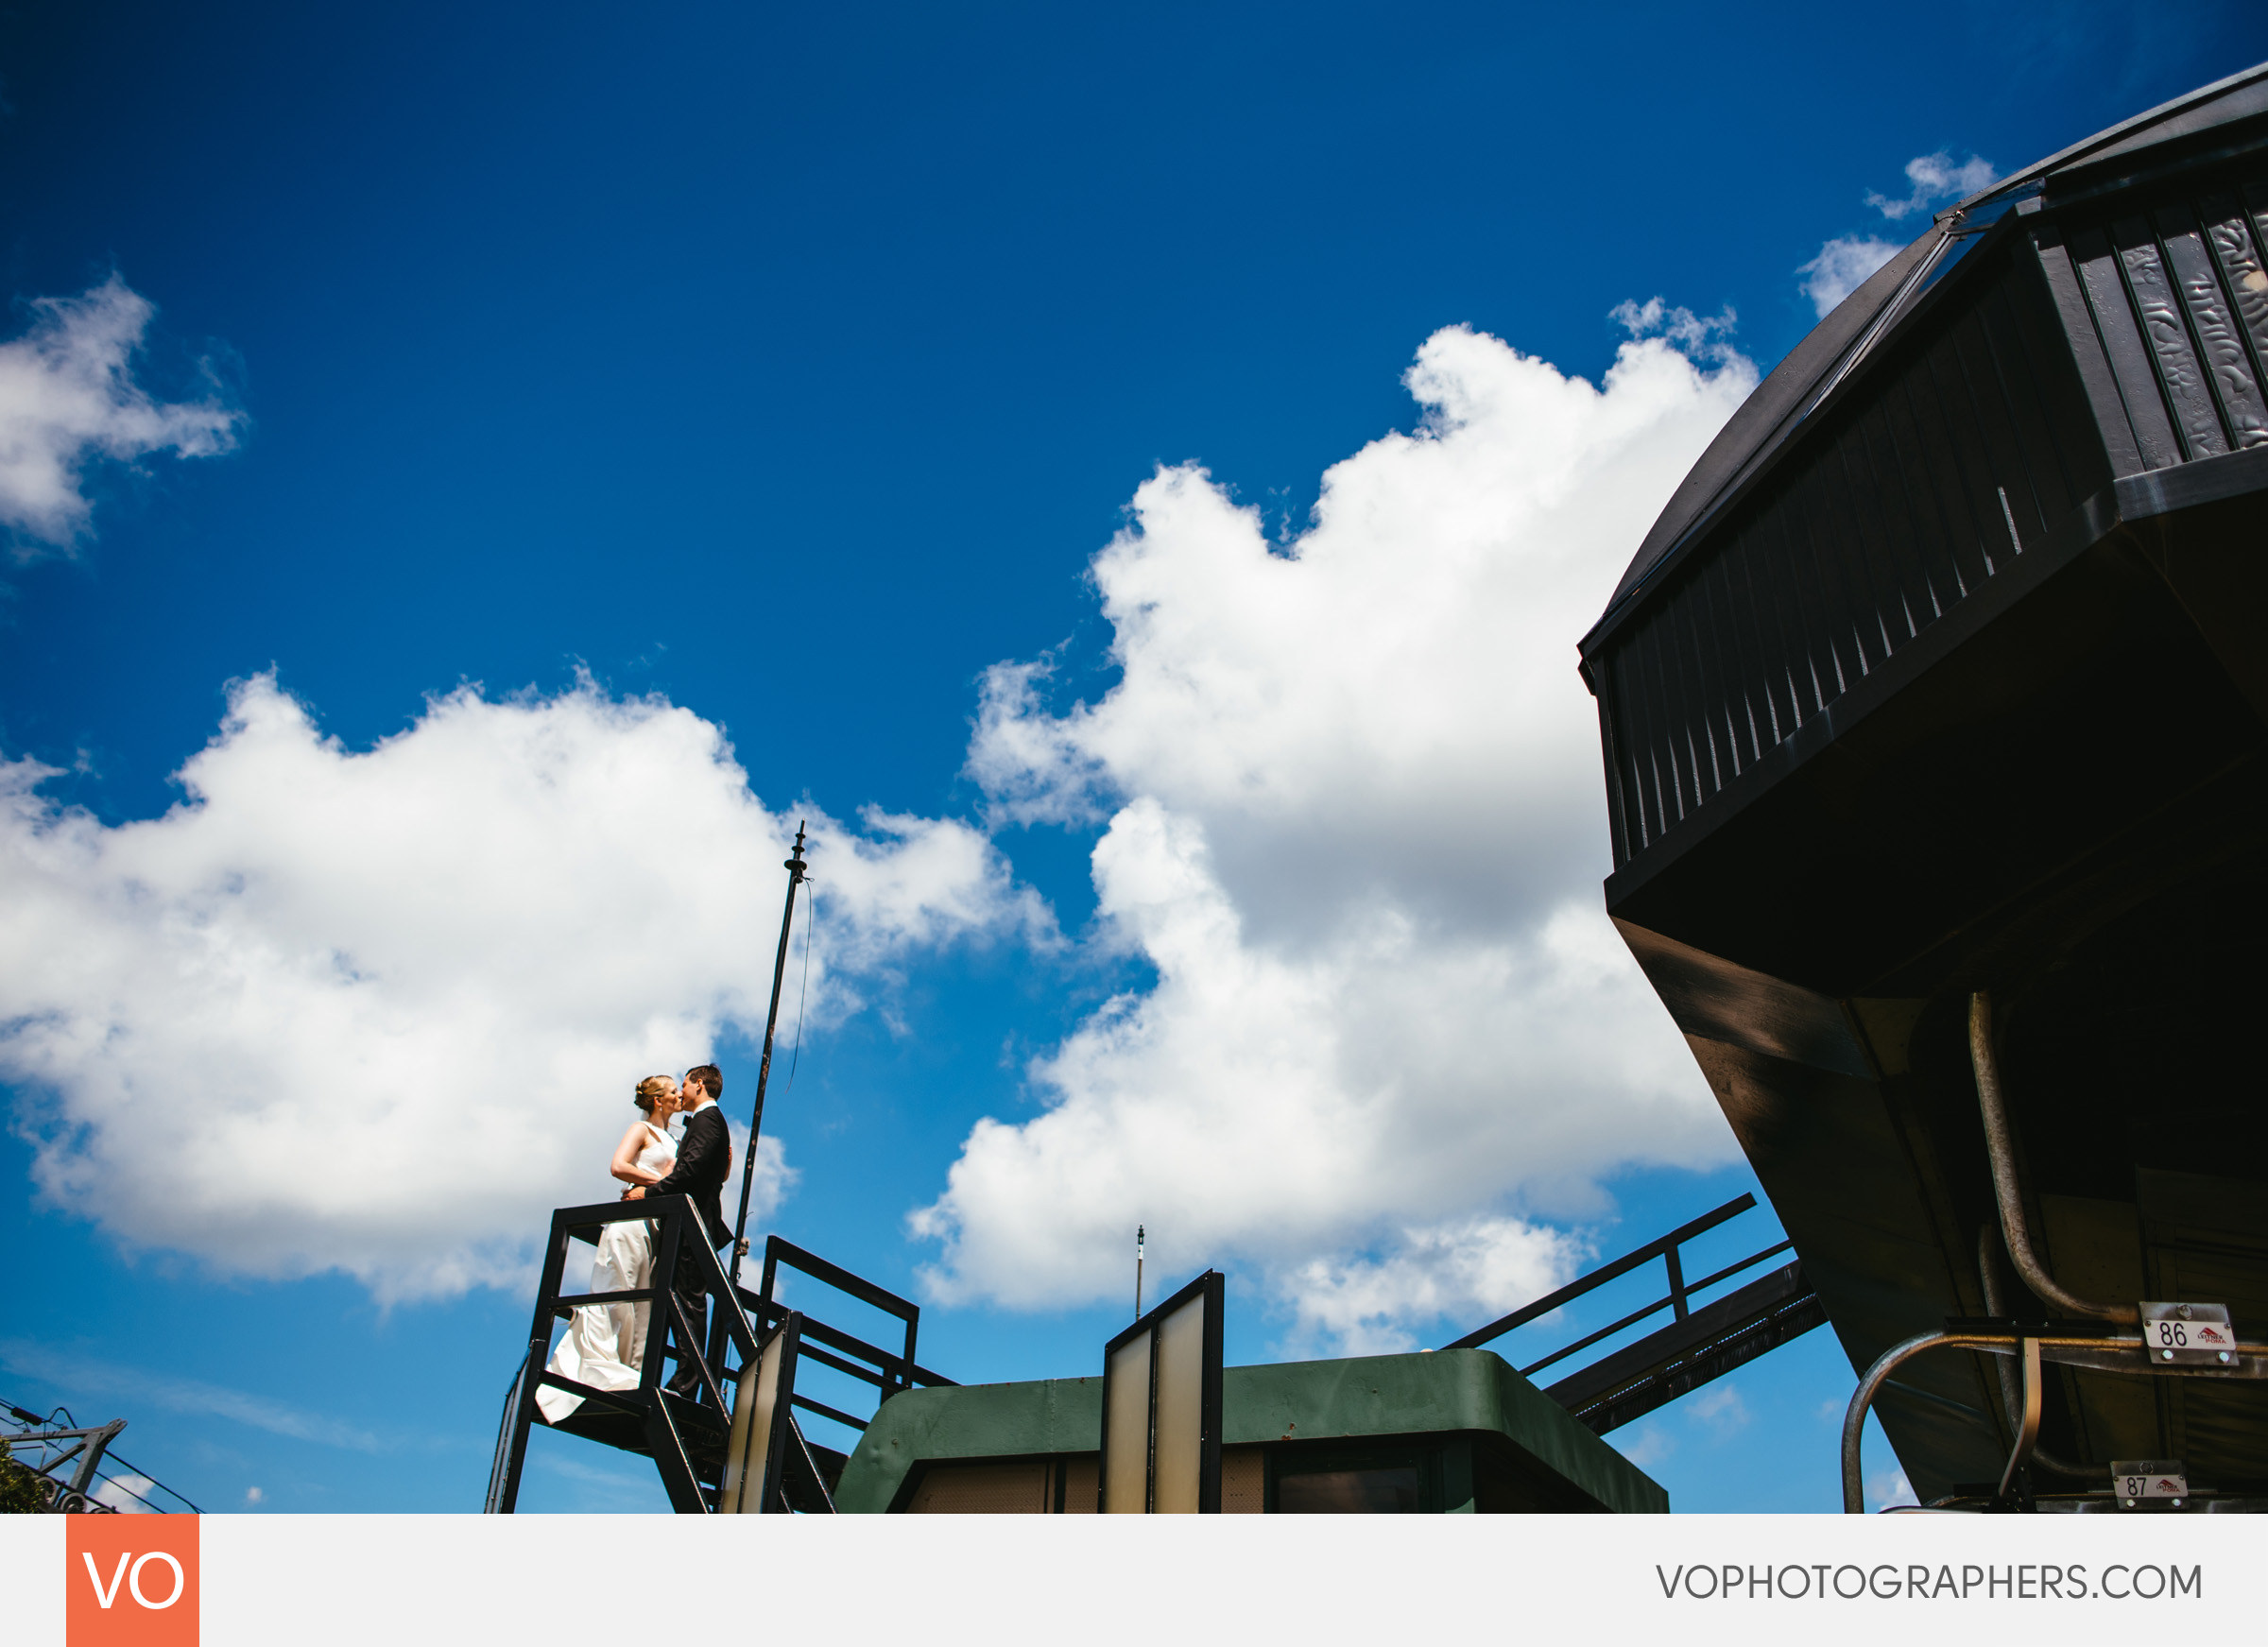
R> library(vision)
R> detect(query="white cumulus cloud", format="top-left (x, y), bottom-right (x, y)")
top-left (1867, 1467), bottom-right (1917, 1511)
top-left (920, 317), bottom-right (1756, 1343)
top-left (0, 276), bottom-right (241, 552)
top-left (1282, 1215), bottom-right (1588, 1356)
top-left (1798, 235), bottom-right (1901, 320)
top-left (1866, 150), bottom-right (1998, 222)
top-left (89, 1472), bottom-right (162, 1513)
top-left (0, 674), bottom-right (1044, 1300)
top-left (1798, 150), bottom-right (1999, 320)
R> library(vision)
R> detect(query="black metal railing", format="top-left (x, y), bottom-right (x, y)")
top-left (1442, 1193), bottom-right (1827, 1436)
top-left (732, 1236), bottom-right (954, 1440)
top-left (490, 1194), bottom-right (764, 1513)
top-left (1446, 1193), bottom-right (1785, 1366)
top-left (490, 1201), bottom-right (954, 1513)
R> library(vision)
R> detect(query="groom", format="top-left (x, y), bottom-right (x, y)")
top-left (627, 1063), bottom-right (731, 1399)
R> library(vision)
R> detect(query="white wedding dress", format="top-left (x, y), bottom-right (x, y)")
top-left (536, 1121), bottom-right (677, 1423)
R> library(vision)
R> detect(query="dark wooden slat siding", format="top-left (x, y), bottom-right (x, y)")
top-left (1608, 629), bottom-right (1649, 849)
top-left (1594, 249), bottom-right (2118, 869)
top-left (1830, 412), bottom-right (1911, 659)
top-left (1634, 610), bottom-right (1677, 833)
top-left (1735, 519), bottom-right (1796, 748)
top-left (1882, 369), bottom-right (1970, 606)
top-left (1949, 295), bottom-right (2043, 560)
top-left (1613, 676), bottom-right (1645, 857)
top-left (1773, 472), bottom-right (1842, 705)
top-left (2023, 222), bottom-right (2143, 483)
top-left (2113, 215), bottom-right (2227, 459)
top-left (1595, 694), bottom-right (1630, 866)
top-left (1654, 587), bottom-right (1701, 815)
top-left (1984, 269), bottom-right (2088, 523)
top-left (1703, 553), bottom-right (1757, 773)
top-left (1918, 323), bottom-right (2009, 578)
top-left (1904, 345), bottom-right (1996, 592)
top-left (1695, 571), bottom-right (1733, 792)
top-left (1768, 502), bottom-right (1832, 715)
top-left (1662, 576), bottom-right (1711, 809)
top-left (1853, 398), bottom-right (1942, 631)
top-left (1688, 555), bottom-right (1737, 789)
top-left (1966, 286), bottom-right (2051, 541)
top-left (1824, 423), bottom-right (1902, 669)
top-left (2071, 223), bottom-right (2186, 469)
top-left (1622, 615), bottom-right (1657, 844)
top-left (1606, 646), bottom-right (1640, 852)
top-left (1798, 447), bottom-right (1876, 685)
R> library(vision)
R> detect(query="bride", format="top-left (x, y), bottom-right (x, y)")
top-left (536, 1075), bottom-right (680, 1423)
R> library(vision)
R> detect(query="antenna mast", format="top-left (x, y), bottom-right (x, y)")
top-left (729, 821), bottom-right (810, 1293)
top-left (1134, 1225), bottom-right (1145, 1321)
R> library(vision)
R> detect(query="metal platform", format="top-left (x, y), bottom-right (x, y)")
top-left (486, 1198), bottom-right (951, 1514)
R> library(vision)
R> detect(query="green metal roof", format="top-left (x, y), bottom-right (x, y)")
top-left (834, 1349), bottom-right (1668, 1514)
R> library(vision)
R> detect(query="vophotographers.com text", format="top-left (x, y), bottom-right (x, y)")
top-left (1657, 1563), bottom-right (2202, 1601)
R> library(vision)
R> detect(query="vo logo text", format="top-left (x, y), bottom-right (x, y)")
top-left (64, 1515), bottom-right (198, 1646)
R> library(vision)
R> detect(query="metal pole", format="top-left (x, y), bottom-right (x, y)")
top-left (1995, 1335), bottom-right (2042, 1502)
top-left (730, 822), bottom-right (810, 1294)
top-left (1977, 1224), bottom-right (2089, 1478)
top-left (1969, 992), bottom-right (2137, 1324)
top-left (1135, 1226), bottom-right (1145, 1321)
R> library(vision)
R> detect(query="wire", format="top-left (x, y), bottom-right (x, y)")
top-left (782, 875), bottom-right (817, 1094)
top-left (94, 1453), bottom-right (201, 1513)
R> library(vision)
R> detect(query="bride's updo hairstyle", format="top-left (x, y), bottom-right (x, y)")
top-left (633, 1075), bottom-right (675, 1114)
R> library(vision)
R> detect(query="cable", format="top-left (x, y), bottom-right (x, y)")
top-left (782, 875), bottom-right (817, 1095)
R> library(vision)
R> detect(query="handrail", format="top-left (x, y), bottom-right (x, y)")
top-left (483, 1343), bottom-right (536, 1513)
top-left (1516, 1241), bottom-right (1797, 1379)
top-left (1838, 1328), bottom-right (2268, 1511)
top-left (760, 1235), bottom-right (920, 1326)
top-left (791, 1394), bottom-right (869, 1433)
top-left (1446, 1195), bottom-right (1796, 1390)
top-left (664, 1288), bottom-right (733, 1412)
top-left (738, 1291), bottom-right (957, 1391)
top-left (1447, 1193), bottom-right (1759, 1349)
top-left (547, 1197), bottom-right (925, 1398)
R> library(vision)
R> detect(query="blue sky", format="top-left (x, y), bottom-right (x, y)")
top-left (2, 3), bottom-right (2262, 1516)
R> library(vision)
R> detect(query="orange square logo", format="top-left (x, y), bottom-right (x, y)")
top-left (64, 1515), bottom-right (198, 1646)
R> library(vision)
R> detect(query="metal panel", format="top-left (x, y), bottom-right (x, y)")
top-left (2072, 223), bottom-right (2185, 469)
top-left (2115, 214), bottom-right (2227, 459)
top-left (2157, 204), bottom-right (2268, 447)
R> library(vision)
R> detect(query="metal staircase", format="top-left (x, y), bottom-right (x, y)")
top-left (1446, 1193), bottom-right (1826, 1434)
top-left (486, 1197), bottom-right (952, 1514)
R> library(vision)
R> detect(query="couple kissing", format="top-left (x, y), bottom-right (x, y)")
top-left (535, 1064), bottom-right (733, 1422)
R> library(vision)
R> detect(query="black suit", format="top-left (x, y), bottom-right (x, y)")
top-left (644, 1103), bottom-right (731, 1398)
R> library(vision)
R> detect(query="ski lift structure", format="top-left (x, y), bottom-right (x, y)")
top-left (1577, 64), bottom-right (2268, 1509)
top-left (2, 1401), bottom-right (203, 1515)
